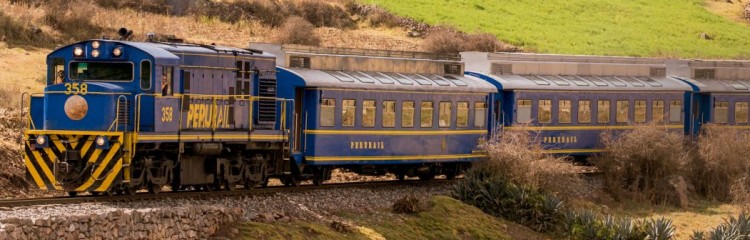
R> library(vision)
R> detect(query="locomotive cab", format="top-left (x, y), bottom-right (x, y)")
top-left (24, 39), bottom-right (179, 194)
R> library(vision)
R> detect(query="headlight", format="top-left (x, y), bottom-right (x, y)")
top-left (73, 46), bottom-right (83, 57)
top-left (91, 50), bottom-right (100, 58)
top-left (91, 41), bottom-right (100, 49)
top-left (94, 136), bottom-right (109, 149)
top-left (36, 135), bottom-right (46, 145)
top-left (112, 47), bottom-right (122, 57)
top-left (96, 137), bottom-right (106, 146)
top-left (64, 95), bottom-right (88, 120)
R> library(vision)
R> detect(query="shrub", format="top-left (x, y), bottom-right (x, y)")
top-left (691, 124), bottom-right (750, 203)
top-left (392, 195), bottom-right (425, 214)
top-left (477, 129), bottom-right (584, 199)
top-left (563, 212), bottom-right (649, 240)
top-left (593, 124), bottom-right (689, 203)
top-left (43, 0), bottom-right (105, 43)
top-left (452, 170), bottom-right (564, 232)
top-left (694, 212), bottom-right (750, 240)
top-left (424, 26), bottom-right (505, 54)
top-left (464, 33), bottom-right (501, 52)
top-left (423, 27), bottom-right (464, 54)
top-left (273, 16), bottom-right (320, 46)
top-left (0, 10), bottom-right (53, 48)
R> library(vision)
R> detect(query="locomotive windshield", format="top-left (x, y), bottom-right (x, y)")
top-left (68, 62), bottom-right (133, 81)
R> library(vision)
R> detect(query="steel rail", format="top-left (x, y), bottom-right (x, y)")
top-left (0, 179), bottom-right (455, 208)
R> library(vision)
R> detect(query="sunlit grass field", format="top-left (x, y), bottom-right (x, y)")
top-left (365, 0), bottom-right (750, 59)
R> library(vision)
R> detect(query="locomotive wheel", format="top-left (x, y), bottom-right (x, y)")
top-left (312, 177), bottom-right (323, 186)
top-left (396, 173), bottom-right (406, 181)
top-left (282, 176), bottom-right (300, 187)
top-left (445, 172), bottom-right (457, 180)
top-left (243, 178), bottom-right (258, 190)
top-left (67, 191), bottom-right (78, 197)
top-left (418, 173), bottom-right (435, 181)
top-left (90, 191), bottom-right (100, 196)
top-left (259, 176), bottom-right (269, 188)
top-left (148, 183), bottom-right (161, 194)
top-left (125, 186), bottom-right (138, 196)
top-left (224, 180), bottom-right (235, 191)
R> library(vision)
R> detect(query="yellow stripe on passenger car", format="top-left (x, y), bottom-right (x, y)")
top-left (541, 149), bottom-right (606, 154)
top-left (95, 159), bottom-right (122, 192)
top-left (306, 154), bottom-right (484, 161)
top-left (504, 125), bottom-right (682, 131)
top-left (303, 130), bottom-right (486, 135)
top-left (24, 154), bottom-right (46, 189)
top-left (76, 143), bottom-right (120, 191)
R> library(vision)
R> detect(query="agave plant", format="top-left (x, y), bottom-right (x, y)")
top-left (646, 217), bottom-right (676, 240)
top-left (690, 230), bottom-right (705, 240)
top-left (709, 224), bottom-right (740, 240)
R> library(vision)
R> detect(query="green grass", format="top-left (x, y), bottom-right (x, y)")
top-left (343, 196), bottom-right (513, 240)
top-left (237, 196), bottom-right (518, 239)
top-left (365, 0), bottom-right (750, 59)
top-left (237, 221), bottom-right (370, 240)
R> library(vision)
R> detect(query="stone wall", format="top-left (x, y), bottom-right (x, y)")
top-left (0, 206), bottom-right (243, 240)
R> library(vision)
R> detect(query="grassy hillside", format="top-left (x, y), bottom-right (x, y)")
top-left (236, 196), bottom-right (547, 239)
top-left (366, 0), bottom-right (750, 59)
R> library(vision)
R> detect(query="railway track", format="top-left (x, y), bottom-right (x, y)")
top-left (0, 179), bottom-right (455, 208)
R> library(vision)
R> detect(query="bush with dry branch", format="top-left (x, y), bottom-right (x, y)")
top-left (692, 124), bottom-right (750, 204)
top-left (424, 26), bottom-right (504, 54)
top-left (273, 16), bottom-right (320, 46)
top-left (593, 124), bottom-right (688, 203)
top-left (477, 128), bottom-right (584, 199)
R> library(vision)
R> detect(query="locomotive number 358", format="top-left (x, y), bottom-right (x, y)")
top-left (161, 106), bottom-right (174, 122)
top-left (64, 82), bottom-right (88, 95)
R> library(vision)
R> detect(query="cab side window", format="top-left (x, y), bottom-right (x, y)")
top-left (51, 57), bottom-right (65, 85)
top-left (140, 61), bottom-right (151, 90)
top-left (161, 66), bottom-right (173, 96)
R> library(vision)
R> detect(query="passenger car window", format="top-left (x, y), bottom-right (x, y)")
top-left (736, 102), bottom-right (749, 124)
top-left (538, 100), bottom-right (552, 124)
top-left (439, 102), bottom-right (452, 128)
top-left (517, 100), bottom-right (532, 124)
top-left (320, 99), bottom-right (335, 127)
top-left (669, 101), bottom-right (682, 123)
top-left (474, 102), bottom-right (486, 127)
top-left (383, 101), bottom-right (395, 127)
top-left (598, 100), bottom-right (611, 124)
top-left (714, 101), bottom-right (729, 124)
top-left (635, 100), bottom-right (646, 123)
top-left (342, 99), bottom-right (356, 127)
top-left (616, 101), bottom-right (629, 123)
top-left (652, 100), bottom-right (664, 123)
top-left (578, 100), bottom-right (591, 123)
top-left (402, 101), bottom-right (414, 128)
top-left (457, 102), bottom-right (469, 127)
top-left (559, 100), bottom-right (572, 124)
top-left (363, 100), bottom-right (376, 127)
top-left (421, 101), bottom-right (434, 128)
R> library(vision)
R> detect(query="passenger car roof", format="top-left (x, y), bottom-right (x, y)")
top-left (476, 73), bottom-right (692, 92)
top-left (280, 67), bottom-right (497, 93)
